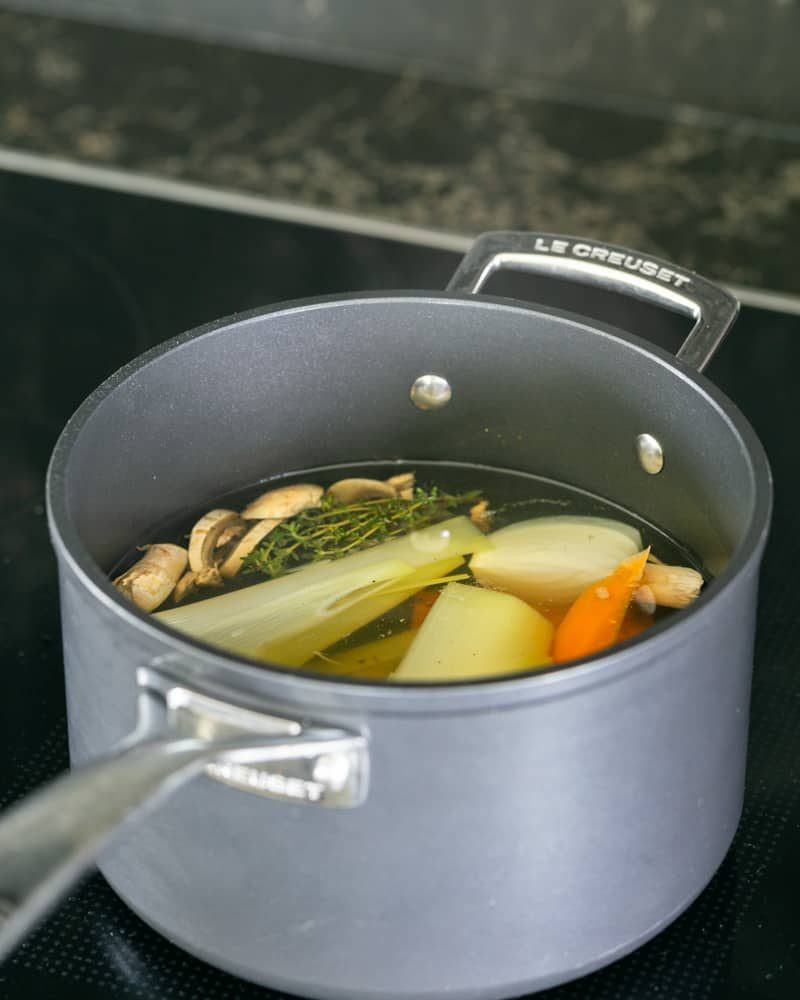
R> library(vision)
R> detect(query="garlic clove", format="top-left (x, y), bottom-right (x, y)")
top-left (641, 563), bottom-right (703, 608)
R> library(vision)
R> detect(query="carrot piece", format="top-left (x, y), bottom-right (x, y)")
top-left (551, 548), bottom-right (651, 663)
top-left (411, 588), bottom-right (441, 628)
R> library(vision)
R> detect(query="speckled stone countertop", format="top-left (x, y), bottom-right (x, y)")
top-left (2, 8), bottom-right (800, 294)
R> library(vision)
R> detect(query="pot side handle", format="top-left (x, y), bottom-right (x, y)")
top-left (447, 231), bottom-right (739, 372)
top-left (0, 671), bottom-right (369, 962)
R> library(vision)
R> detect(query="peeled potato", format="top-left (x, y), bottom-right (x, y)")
top-left (391, 582), bottom-right (552, 683)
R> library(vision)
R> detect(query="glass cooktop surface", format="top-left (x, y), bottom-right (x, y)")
top-left (0, 169), bottom-right (797, 1000)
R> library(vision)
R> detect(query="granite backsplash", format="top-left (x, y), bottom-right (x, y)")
top-left (1, 8), bottom-right (800, 295)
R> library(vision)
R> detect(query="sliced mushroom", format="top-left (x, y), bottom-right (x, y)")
top-left (188, 509), bottom-right (244, 588)
top-left (386, 471), bottom-right (415, 499)
top-left (326, 478), bottom-right (396, 503)
top-left (215, 521), bottom-right (247, 549)
top-left (220, 518), bottom-right (283, 579)
top-left (173, 570), bottom-right (199, 605)
top-left (241, 484), bottom-right (323, 521)
top-left (326, 472), bottom-right (418, 505)
top-left (113, 543), bottom-right (187, 612)
top-left (173, 567), bottom-right (227, 605)
top-left (188, 509), bottom-right (242, 572)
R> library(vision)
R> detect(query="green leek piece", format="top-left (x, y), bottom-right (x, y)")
top-left (157, 516), bottom-right (489, 660)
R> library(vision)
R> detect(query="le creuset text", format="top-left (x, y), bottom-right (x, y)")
top-left (206, 761), bottom-right (326, 802)
top-left (531, 236), bottom-right (692, 289)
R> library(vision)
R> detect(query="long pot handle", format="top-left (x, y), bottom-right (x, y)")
top-left (447, 231), bottom-right (739, 372)
top-left (0, 669), bottom-right (369, 961)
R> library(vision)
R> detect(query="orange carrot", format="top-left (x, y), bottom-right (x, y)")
top-left (411, 588), bottom-right (440, 628)
top-left (534, 602), bottom-right (650, 640)
top-left (551, 548), bottom-right (651, 663)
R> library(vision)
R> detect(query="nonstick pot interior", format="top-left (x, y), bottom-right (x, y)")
top-left (51, 293), bottom-right (767, 594)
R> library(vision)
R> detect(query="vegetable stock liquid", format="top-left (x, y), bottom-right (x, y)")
top-left (112, 461), bottom-right (705, 680)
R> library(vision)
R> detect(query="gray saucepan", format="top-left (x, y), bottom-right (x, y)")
top-left (0, 232), bottom-right (772, 1000)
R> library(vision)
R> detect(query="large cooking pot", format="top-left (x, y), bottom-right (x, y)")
top-left (0, 232), bottom-right (771, 999)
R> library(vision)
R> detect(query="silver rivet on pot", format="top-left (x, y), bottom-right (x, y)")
top-left (410, 374), bottom-right (452, 410)
top-left (636, 433), bottom-right (664, 475)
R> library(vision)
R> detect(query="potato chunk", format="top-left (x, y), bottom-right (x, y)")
top-left (392, 582), bottom-right (552, 682)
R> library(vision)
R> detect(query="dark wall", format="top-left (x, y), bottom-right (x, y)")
top-left (4, 0), bottom-right (800, 124)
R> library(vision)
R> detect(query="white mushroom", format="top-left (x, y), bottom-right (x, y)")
top-left (385, 472), bottom-right (415, 499)
top-left (113, 543), bottom-right (187, 612)
top-left (173, 569), bottom-right (200, 605)
top-left (188, 509), bottom-right (244, 587)
top-left (241, 484), bottom-right (323, 521)
top-left (327, 472), bottom-right (416, 504)
top-left (326, 478), bottom-right (396, 503)
top-left (215, 521), bottom-right (247, 549)
top-left (220, 518), bottom-right (283, 579)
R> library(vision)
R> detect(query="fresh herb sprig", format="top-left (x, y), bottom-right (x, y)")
top-left (242, 486), bottom-right (482, 579)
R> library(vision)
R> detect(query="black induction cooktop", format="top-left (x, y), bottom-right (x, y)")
top-left (0, 168), bottom-right (797, 1000)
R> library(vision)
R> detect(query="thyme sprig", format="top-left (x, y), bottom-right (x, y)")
top-left (242, 486), bottom-right (482, 579)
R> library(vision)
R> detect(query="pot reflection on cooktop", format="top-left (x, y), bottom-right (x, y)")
top-left (0, 209), bottom-right (150, 412)
top-left (0, 168), bottom-right (798, 1000)
top-left (0, 208), bottom-right (149, 504)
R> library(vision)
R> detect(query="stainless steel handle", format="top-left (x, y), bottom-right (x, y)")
top-left (447, 231), bottom-right (740, 372)
top-left (0, 668), bottom-right (369, 960)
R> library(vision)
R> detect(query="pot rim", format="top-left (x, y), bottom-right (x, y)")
top-left (46, 291), bottom-right (773, 714)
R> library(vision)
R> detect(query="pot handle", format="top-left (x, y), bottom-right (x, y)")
top-left (0, 669), bottom-right (368, 961)
top-left (447, 231), bottom-right (739, 372)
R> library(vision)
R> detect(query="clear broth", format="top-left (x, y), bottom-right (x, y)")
top-left (112, 461), bottom-right (705, 680)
